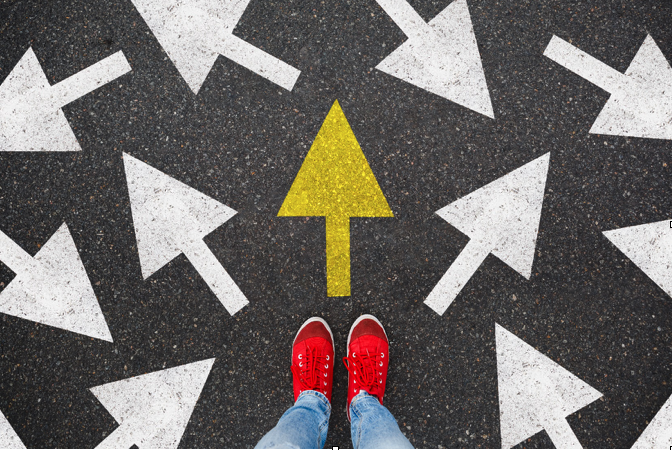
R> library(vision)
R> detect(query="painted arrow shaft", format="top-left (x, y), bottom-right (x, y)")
top-left (375, 0), bottom-right (428, 39)
top-left (217, 35), bottom-right (301, 91)
top-left (326, 216), bottom-right (351, 297)
top-left (47, 51), bottom-right (131, 109)
top-left (0, 229), bottom-right (35, 274)
top-left (424, 237), bottom-right (492, 315)
top-left (182, 238), bottom-right (248, 315)
top-left (544, 36), bottom-right (629, 94)
top-left (542, 415), bottom-right (583, 449)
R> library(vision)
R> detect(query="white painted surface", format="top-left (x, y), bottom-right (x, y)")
top-left (376, 0), bottom-right (494, 118)
top-left (123, 153), bottom-right (248, 315)
top-left (91, 358), bottom-right (215, 449)
top-left (0, 224), bottom-right (113, 342)
top-left (632, 392), bottom-right (672, 448)
top-left (131, 0), bottom-right (301, 94)
top-left (496, 324), bottom-right (602, 449)
top-left (0, 48), bottom-right (131, 152)
top-left (603, 219), bottom-right (672, 299)
top-left (544, 35), bottom-right (672, 140)
top-left (425, 153), bottom-right (550, 315)
top-left (0, 411), bottom-right (25, 449)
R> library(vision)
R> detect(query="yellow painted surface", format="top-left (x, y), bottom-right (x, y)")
top-left (279, 100), bottom-right (393, 296)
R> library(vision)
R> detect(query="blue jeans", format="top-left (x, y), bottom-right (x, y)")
top-left (256, 390), bottom-right (413, 449)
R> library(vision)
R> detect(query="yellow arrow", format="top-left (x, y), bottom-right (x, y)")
top-left (279, 100), bottom-right (393, 296)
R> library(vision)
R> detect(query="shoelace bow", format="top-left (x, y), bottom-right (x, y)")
top-left (291, 344), bottom-right (329, 392)
top-left (342, 348), bottom-right (383, 396)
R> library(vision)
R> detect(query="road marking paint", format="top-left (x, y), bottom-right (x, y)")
top-left (131, 0), bottom-right (300, 93)
top-left (0, 411), bottom-right (24, 449)
top-left (603, 219), bottom-right (672, 299)
top-left (0, 48), bottom-right (131, 152)
top-left (632, 391), bottom-right (672, 448)
top-left (123, 153), bottom-right (248, 315)
top-left (425, 153), bottom-right (550, 315)
top-left (0, 224), bottom-right (112, 342)
top-left (544, 35), bottom-right (672, 140)
top-left (376, 0), bottom-right (494, 118)
top-left (278, 100), bottom-right (393, 297)
top-left (496, 324), bottom-right (602, 449)
top-left (91, 358), bottom-right (215, 449)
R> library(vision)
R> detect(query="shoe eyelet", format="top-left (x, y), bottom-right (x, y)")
top-left (298, 354), bottom-right (302, 360)
top-left (379, 372), bottom-right (382, 375)
top-left (381, 352), bottom-right (385, 358)
top-left (326, 355), bottom-right (330, 361)
top-left (325, 364), bottom-right (329, 369)
top-left (299, 362), bottom-right (303, 367)
top-left (324, 381), bottom-right (327, 386)
top-left (354, 380), bottom-right (357, 384)
top-left (352, 352), bottom-right (356, 357)
top-left (324, 373), bottom-right (327, 377)
top-left (379, 361), bottom-right (383, 367)
top-left (354, 370), bottom-right (357, 375)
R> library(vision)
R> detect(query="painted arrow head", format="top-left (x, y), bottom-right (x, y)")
top-left (123, 153), bottom-right (237, 279)
top-left (90, 358), bottom-right (215, 449)
top-left (130, 0), bottom-right (240, 94)
top-left (603, 219), bottom-right (672, 299)
top-left (496, 324), bottom-right (602, 449)
top-left (0, 47), bottom-right (80, 152)
top-left (436, 153), bottom-right (550, 279)
top-left (0, 223), bottom-right (113, 342)
top-left (376, 0), bottom-right (494, 118)
top-left (278, 100), bottom-right (393, 218)
top-left (130, 0), bottom-right (300, 94)
top-left (0, 411), bottom-right (25, 449)
top-left (590, 35), bottom-right (672, 140)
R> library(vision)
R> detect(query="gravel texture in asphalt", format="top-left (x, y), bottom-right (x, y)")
top-left (0, 0), bottom-right (671, 448)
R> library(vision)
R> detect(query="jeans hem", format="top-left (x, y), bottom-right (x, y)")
top-left (297, 389), bottom-right (331, 412)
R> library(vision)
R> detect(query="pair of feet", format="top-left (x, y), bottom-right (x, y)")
top-left (291, 314), bottom-right (389, 420)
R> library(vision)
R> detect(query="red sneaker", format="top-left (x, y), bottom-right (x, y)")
top-left (342, 314), bottom-right (389, 420)
top-left (291, 317), bottom-right (335, 402)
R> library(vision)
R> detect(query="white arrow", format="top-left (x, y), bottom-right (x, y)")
top-left (632, 392), bottom-right (672, 448)
top-left (544, 35), bottom-right (672, 140)
top-left (123, 153), bottom-right (248, 315)
top-left (0, 223), bottom-right (112, 342)
top-left (0, 411), bottom-right (25, 449)
top-left (425, 153), bottom-right (550, 315)
top-left (0, 47), bottom-right (131, 152)
top-left (602, 219), bottom-right (672, 299)
top-left (91, 358), bottom-right (215, 449)
top-left (375, 0), bottom-right (494, 118)
top-left (131, 0), bottom-right (300, 94)
top-left (496, 324), bottom-right (602, 449)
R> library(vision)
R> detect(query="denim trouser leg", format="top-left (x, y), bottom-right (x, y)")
top-left (349, 392), bottom-right (414, 449)
top-left (255, 390), bottom-right (331, 449)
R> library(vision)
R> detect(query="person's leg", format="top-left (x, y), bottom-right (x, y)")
top-left (256, 317), bottom-right (335, 449)
top-left (255, 390), bottom-right (331, 449)
top-left (349, 391), bottom-right (413, 449)
top-left (343, 315), bottom-right (413, 449)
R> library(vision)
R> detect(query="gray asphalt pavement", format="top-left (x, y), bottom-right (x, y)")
top-left (0, 0), bottom-right (671, 447)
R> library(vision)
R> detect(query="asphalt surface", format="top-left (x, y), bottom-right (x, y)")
top-left (0, 0), bottom-right (671, 448)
